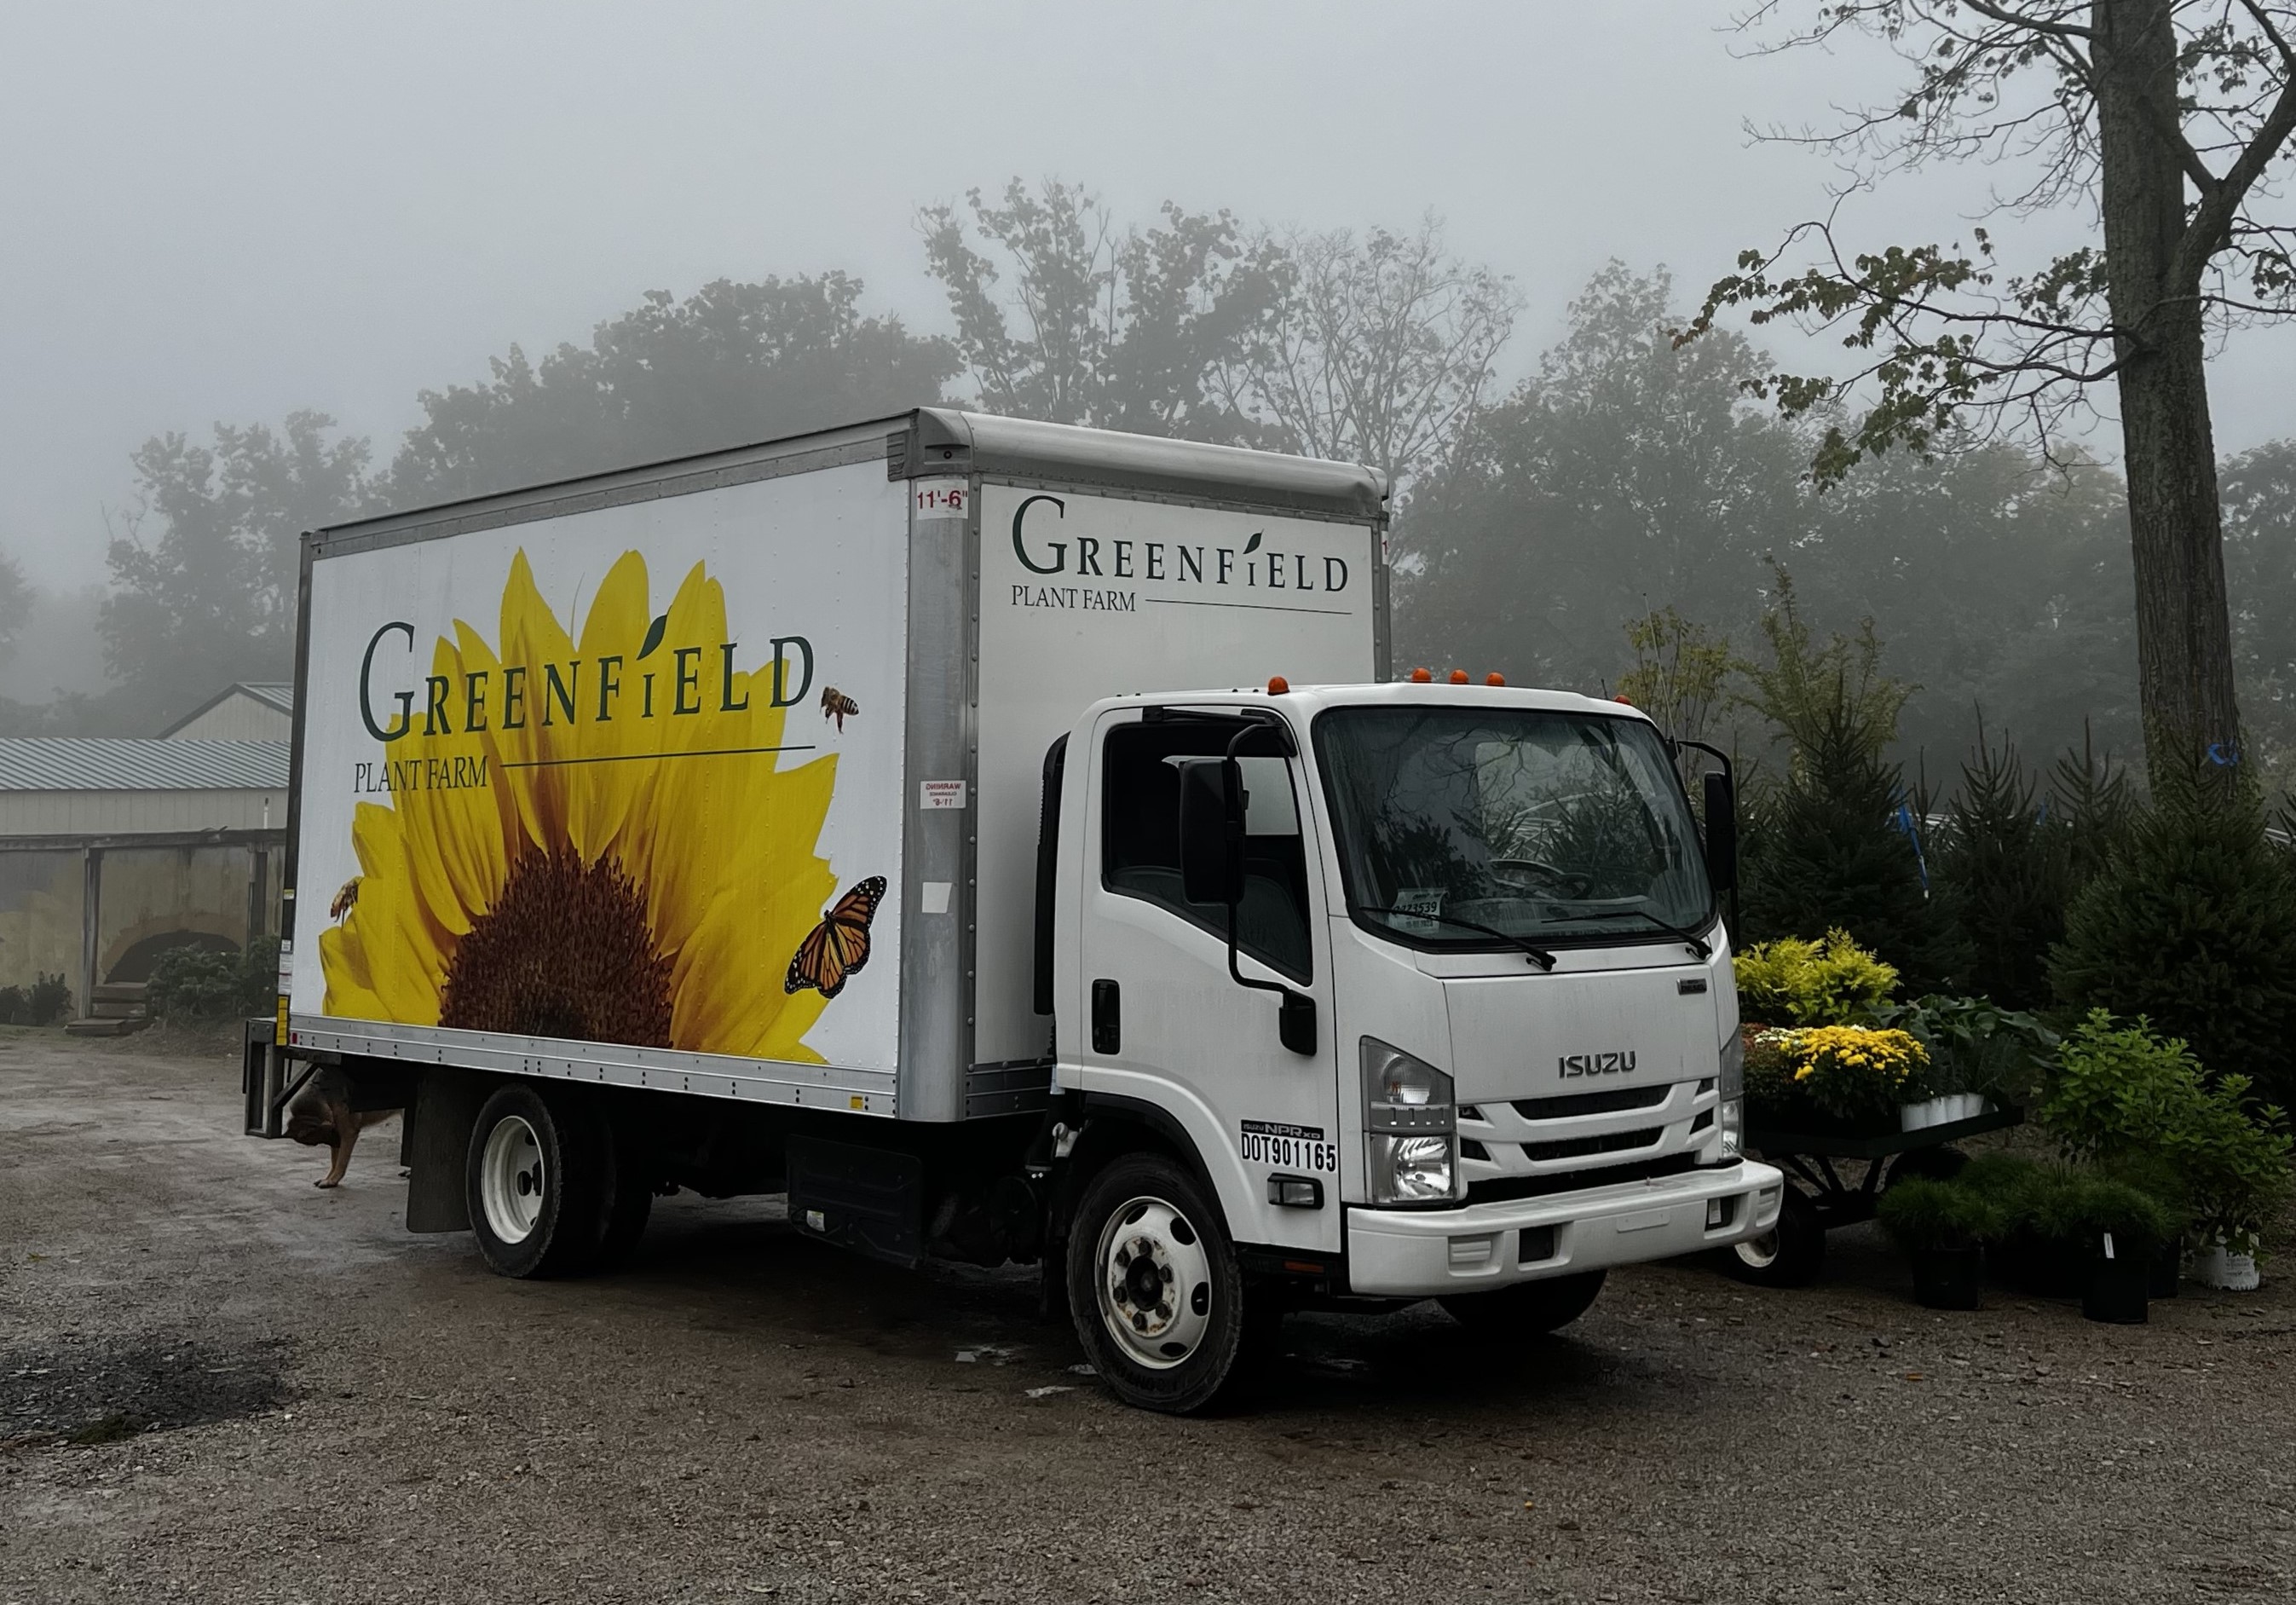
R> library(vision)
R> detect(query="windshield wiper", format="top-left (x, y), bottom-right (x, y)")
top-left (1574, 907), bottom-right (1713, 961)
top-left (1357, 906), bottom-right (1556, 970)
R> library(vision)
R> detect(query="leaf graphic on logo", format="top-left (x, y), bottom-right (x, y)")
top-left (1243, 532), bottom-right (1262, 555)
top-left (638, 612), bottom-right (668, 661)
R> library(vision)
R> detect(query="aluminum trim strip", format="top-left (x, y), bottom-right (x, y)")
top-left (287, 1016), bottom-right (897, 1115)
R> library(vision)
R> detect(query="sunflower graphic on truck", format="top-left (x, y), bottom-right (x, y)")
top-left (319, 548), bottom-right (876, 1062)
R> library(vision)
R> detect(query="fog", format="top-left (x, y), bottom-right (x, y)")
top-left (4, 1), bottom-right (2294, 749)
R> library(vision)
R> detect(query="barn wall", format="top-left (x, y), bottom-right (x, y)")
top-left (0, 850), bottom-right (83, 992)
top-left (0, 788), bottom-right (282, 836)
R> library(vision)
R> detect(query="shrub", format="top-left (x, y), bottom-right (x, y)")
top-left (1877, 1176), bottom-right (2005, 1252)
top-left (237, 936), bottom-right (280, 1019)
top-left (0, 973), bottom-right (73, 1026)
top-left (1954, 1152), bottom-right (2048, 1214)
top-left (1734, 929), bottom-right (1899, 1026)
top-left (2049, 755), bottom-right (2296, 1106)
top-left (147, 944), bottom-right (245, 1020)
top-left (29, 973), bottom-right (69, 1024)
top-left (2034, 1174), bottom-right (2177, 1260)
top-left (2040, 1010), bottom-right (2294, 1253)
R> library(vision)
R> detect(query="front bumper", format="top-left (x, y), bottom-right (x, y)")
top-left (1344, 1160), bottom-right (1785, 1297)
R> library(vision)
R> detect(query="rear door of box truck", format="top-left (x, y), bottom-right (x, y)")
top-left (286, 430), bottom-right (916, 1116)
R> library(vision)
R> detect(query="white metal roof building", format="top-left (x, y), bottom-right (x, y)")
top-left (159, 683), bottom-right (295, 742)
top-left (0, 725), bottom-right (291, 1022)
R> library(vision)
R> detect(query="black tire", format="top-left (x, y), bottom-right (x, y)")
top-left (1439, 1269), bottom-right (1607, 1334)
top-left (1886, 1145), bottom-right (1969, 1189)
top-left (591, 1120), bottom-right (653, 1270)
top-left (1722, 1186), bottom-right (1826, 1288)
top-left (1065, 1153), bottom-right (1269, 1415)
top-left (464, 1083), bottom-right (606, 1279)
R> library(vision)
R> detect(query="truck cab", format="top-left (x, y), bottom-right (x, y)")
top-left (1045, 678), bottom-right (1783, 1409)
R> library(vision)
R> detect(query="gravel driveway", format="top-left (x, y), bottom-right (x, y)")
top-left (3, 1031), bottom-right (2291, 1603)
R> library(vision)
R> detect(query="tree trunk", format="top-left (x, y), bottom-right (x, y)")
top-left (2094, 0), bottom-right (2241, 777)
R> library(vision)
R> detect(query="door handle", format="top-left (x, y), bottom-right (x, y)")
top-left (1091, 979), bottom-right (1121, 1055)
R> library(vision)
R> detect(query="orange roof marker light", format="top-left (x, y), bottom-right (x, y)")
top-left (1485, 673), bottom-right (1506, 687)
top-left (1266, 675), bottom-right (1289, 696)
top-left (1447, 669), bottom-right (1469, 684)
top-left (1612, 695), bottom-right (1635, 707)
top-left (1409, 667), bottom-right (1433, 683)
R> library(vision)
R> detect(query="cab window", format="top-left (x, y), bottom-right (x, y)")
top-left (1100, 720), bottom-right (1312, 981)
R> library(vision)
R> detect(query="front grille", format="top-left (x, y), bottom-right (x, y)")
top-left (1512, 1084), bottom-right (1671, 1122)
top-left (1466, 1152), bottom-right (1700, 1204)
top-left (1518, 1126), bottom-right (1664, 1163)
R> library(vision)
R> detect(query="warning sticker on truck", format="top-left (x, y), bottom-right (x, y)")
top-left (1240, 1120), bottom-right (1338, 1174)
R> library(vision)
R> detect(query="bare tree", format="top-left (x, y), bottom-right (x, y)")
top-left (1680, 2), bottom-right (2296, 775)
top-left (1223, 217), bottom-right (1520, 493)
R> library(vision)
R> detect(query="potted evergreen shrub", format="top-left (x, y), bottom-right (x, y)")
top-left (1876, 1177), bottom-right (2001, 1310)
top-left (2038, 1175), bottom-right (2173, 1325)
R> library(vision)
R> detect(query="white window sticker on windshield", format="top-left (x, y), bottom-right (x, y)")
top-left (1393, 887), bottom-right (1445, 934)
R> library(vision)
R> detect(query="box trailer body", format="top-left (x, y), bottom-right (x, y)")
top-left (277, 409), bottom-right (1781, 1413)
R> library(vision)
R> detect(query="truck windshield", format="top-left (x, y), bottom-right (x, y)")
top-left (1312, 706), bottom-right (1713, 951)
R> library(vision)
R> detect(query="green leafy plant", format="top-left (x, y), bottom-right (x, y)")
top-left (0, 973), bottom-right (74, 1026)
top-left (1870, 994), bottom-right (2056, 1106)
top-left (1877, 1176), bottom-right (2005, 1252)
top-left (147, 944), bottom-right (244, 1020)
top-left (2040, 1010), bottom-right (2294, 1256)
top-left (1733, 928), bottom-right (1899, 1026)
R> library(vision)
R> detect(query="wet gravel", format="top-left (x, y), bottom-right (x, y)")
top-left (3, 1029), bottom-right (2293, 1603)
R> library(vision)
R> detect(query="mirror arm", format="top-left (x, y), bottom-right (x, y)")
top-left (1220, 723), bottom-right (1316, 1056)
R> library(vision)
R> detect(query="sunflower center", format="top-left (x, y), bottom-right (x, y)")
top-left (439, 848), bottom-right (674, 1047)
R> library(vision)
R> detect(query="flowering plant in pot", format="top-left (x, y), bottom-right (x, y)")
top-left (1743, 1024), bottom-right (1929, 1134)
top-left (2035, 1175), bottom-right (2176, 1325)
top-left (1876, 1177), bottom-right (2003, 1310)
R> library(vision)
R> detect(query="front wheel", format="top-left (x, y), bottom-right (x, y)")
top-left (1720, 1186), bottom-right (1826, 1288)
top-left (1439, 1269), bottom-right (1607, 1334)
top-left (465, 1083), bottom-right (604, 1279)
top-left (1066, 1153), bottom-right (1266, 1415)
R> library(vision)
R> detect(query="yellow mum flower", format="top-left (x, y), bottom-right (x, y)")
top-left (319, 550), bottom-right (840, 1061)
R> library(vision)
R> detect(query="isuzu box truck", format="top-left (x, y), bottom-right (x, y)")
top-left (273, 408), bottom-right (1783, 1412)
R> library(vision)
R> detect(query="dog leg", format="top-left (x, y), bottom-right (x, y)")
top-left (316, 1099), bottom-right (359, 1187)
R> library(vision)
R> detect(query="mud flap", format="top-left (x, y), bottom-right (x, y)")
top-left (405, 1066), bottom-right (487, 1233)
top-left (787, 1137), bottom-right (922, 1268)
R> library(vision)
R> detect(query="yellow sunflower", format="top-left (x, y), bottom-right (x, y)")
top-left (319, 549), bottom-right (841, 1061)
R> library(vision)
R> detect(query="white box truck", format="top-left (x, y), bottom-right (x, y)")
top-left (274, 408), bottom-right (1783, 1412)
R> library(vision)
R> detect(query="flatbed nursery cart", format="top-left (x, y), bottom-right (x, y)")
top-left (1722, 1106), bottom-right (2024, 1286)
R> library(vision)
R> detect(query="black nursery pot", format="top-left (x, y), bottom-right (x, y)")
top-left (2083, 1255), bottom-right (2151, 1325)
top-left (1909, 1245), bottom-right (1984, 1311)
top-left (2149, 1238), bottom-right (2182, 1300)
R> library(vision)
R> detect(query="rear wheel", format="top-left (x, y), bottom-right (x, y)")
top-left (465, 1083), bottom-right (604, 1279)
top-left (1066, 1153), bottom-right (1267, 1415)
top-left (1722, 1186), bottom-right (1825, 1288)
top-left (1439, 1269), bottom-right (1607, 1334)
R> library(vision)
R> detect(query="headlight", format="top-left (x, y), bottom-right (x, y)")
top-left (1363, 1038), bottom-right (1461, 1203)
top-left (1718, 1027), bottom-right (1745, 1102)
top-left (1370, 1134), bottom-right (1456, 1203)
top-left (1716, 1096), bottom-right (1744, 1160)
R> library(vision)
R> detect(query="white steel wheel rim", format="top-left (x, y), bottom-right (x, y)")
top-left (1094, 1195), bottom-right (1214, 1371)
top-left (1735, 1229), bottom-right (1780, 1270)
top-left (480, 1115), bottom-right (546, 1245)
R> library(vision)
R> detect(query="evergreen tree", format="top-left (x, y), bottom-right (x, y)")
top-left (1741, 702), bottom-right (1970, 994)
top-left (2050, 755), bottom-right (2296, 1106)
top-left (1936, 726), bottom-right (2067, 1009)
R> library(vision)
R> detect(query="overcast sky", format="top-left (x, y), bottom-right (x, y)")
top-left (4, 0), bottom-right (2292, 593)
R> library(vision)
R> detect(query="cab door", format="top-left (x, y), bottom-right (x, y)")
top-left (1076, 708), bottom-right (1342, 1254)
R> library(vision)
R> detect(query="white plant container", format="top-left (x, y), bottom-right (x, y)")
top-left (2195, 1238), bottom-right (2263, 1292)
top-left (1899, 1096), bottom-right (1955, 1133)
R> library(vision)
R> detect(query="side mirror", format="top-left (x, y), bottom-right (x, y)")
top-left (1177, 758), bottom-right (1242, 906)
top-left (1702, 769), bottom-right (1739, 893)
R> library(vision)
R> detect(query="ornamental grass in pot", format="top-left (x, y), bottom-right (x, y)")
top-left (2036, 1175), bottom-right (2175, 1325)
top-left (1953, 1153), bottom-right (2078, 1297)
top-left (1876, 1177), bottom-right (2002, 1311)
